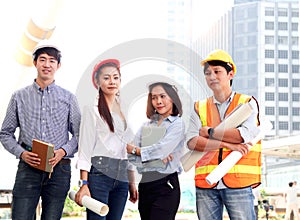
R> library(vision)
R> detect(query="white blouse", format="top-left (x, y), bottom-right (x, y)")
top-left (76, 98), bottom-right (134, 172)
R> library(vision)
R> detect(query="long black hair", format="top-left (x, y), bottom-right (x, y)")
top-left (94, 62), bottom-right (120, 132)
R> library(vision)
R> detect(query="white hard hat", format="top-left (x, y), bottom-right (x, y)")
top-left (32, 39), bottom-right (61, 56)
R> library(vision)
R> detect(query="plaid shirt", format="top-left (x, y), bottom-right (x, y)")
top-left (0, 80), bottom-right (81, 158)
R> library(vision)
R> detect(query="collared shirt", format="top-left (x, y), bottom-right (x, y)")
top-left (129, 115), bottom-right (185, 174)
top-left (76, 97), bottom-right (134, 172)
top-left (0, 80), bottom-right (81, 158)
top-left (186, 91), bottom-right (260, 189)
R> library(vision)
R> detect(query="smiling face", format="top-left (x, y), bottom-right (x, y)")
top-left (34, 53), bottom-right (61, 85)
top-left (96, 66), bottom-right (120, 96)
top-left (150, 85), bottom-right (173, 118)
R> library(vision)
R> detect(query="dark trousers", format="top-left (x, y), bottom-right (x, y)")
top-left (138, 172), bottom-right (180, 220)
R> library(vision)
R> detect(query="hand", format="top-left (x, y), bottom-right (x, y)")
top-left (49, 148), bottom-right (66, 167)
top-left (75, 185), bottom-right (90, 206)
top-left (21, 151), bottom-right (40, 167)
top-left (126, 144), bottom-right (134, 154)
top-left (227, 142), bottom-right (252, 155)
top-left (199, 126), bottom-right (210, 138)
top-left (162, 154), bottom-right (173, 164)
top-left (128, 183), bottom-right (138, 203)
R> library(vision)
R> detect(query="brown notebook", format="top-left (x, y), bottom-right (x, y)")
top-left (32, 139), bottom-right (54, 173)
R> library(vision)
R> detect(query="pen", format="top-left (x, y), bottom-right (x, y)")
top-left (167, 180), bottom-right (174, 189)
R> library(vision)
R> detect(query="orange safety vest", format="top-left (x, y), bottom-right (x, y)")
top-left (194, 93), bottom-right (261, 189)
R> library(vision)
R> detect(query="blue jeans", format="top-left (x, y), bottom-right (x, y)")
top-left (87, 166), bottom-right (129, 220)
top-left (11, 159), bottom-right (71, 220)
top-left (196, 187), bottom-right (255, 220)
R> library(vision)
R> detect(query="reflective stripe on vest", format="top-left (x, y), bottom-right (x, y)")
top-left (194, 93), bottom-right (261, 189)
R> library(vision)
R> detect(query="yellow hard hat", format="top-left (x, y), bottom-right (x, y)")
top-left (201, 49), bottom-right (236, 74)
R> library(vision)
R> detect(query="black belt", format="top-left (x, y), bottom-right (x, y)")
top-left (141, 171), bottom-right (177, 183)
top-left (21, 142), bottom-right (32, 151)
top-left (21, 142), bottom-right (70, 165)
top-left (59, 158), bottom-right (71, 165)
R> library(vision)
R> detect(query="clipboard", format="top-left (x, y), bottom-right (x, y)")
top-left (141, 126), bottom-right (166, 169)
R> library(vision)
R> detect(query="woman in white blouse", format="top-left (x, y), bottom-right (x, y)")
top-left (75, 59), bottom-right (137, 220)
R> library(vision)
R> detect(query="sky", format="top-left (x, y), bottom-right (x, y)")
top-left (0, 0), bottom-right (234, 189)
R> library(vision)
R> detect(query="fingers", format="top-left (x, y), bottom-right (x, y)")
top-left (22, 151), bottom-right (40, 166)
top-left (49, 149), bottom-right (65, 167)
top-left (240, 143), bottom-right (250, 155)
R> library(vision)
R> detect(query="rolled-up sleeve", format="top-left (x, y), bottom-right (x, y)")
top-left (237, 98), bottom-right (261, 143)
top-left (76, 106), bottom-right (96, 171)
top-left (140, 118), bottom-right (185, 162)
top-left (186, 106), bottom-right (202, 144)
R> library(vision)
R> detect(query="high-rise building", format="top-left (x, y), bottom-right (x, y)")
top-left (193, 0), bottom-right (300, 188)
top-left (194, 0), bottom-right (300, 138)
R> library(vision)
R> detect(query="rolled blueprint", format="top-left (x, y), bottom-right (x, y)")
top-left (68, 190), bottom-right (109, 216)
top-left (181, 102), bottom-right (253, 172)
top-left (205, 119), bottom-right (273, 185)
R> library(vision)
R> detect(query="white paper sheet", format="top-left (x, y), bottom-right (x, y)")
top-left (68, 190), bottom-right (109, 216)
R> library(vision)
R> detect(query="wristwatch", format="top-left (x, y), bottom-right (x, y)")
top-left (208, 128), bottom-right (215, 139)
top-left (131, 147), bottom-right (137, 155)
top-left (78, 179), bottom-right (89, 187)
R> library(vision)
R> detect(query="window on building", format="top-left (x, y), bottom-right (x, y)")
top-left (265, 78), bottom-right (275, 86)
top-left (247, 21), bottom-right (257, 32)
top-left (293, 122), bottom-right (300, 130)
top-left (292, 37), bottom-right (299, 46)
top-left (292, 8), bottom-right (299, 17)
top-left (265, 7), bottom-right (274, 16)
top-left (278, 8), bottom-right (288, 17)
top-left (265, 35), bottom-right (274, 44)
top-left (236, 37), bottom-right (245, 47)
top-left (235, 51), bottom-right (245, 62)
top-left (292, 65), bottom-right (299, 73)
top-left (278, 78), bottom-right (288, 87)
top-left (248, 35), bottom-right (257, 45)
top-left (266, 107), bottom-right (275, 115)
top-left (265, 22), bottom-right (274, 30)
top-left (279, 107), bottom-right (288, 115)
top-left (271, 121), bottom-right (275, 130)
top-left (292, 79), bottom-right (300, 87)
top-left (248, 63), bottom-right (257, 73)
top-left (292, 93), bottom-right (300, 102)
top-left (248, 78), bottom-right (257, 88)
top-left (265, 92), bottom-right (275, 101)
top-left (278, 50), bottom-right (288, 59)
top-left (292, 93), bottom-right (300, 101)
top-left (248, 7), bottom-right (257, 18)
top-left (278, 22), bottom-right (288, 30)
top-left (279, 121), bottom-right (288, 130)
top-left (236, 9), bottom-right (245, 19)
top-left (292, 107), bottom-right (300, 116)
top-left (278, 64), bottom-right (288, 73)
top-left (236, 23), bottom-right (244, 33)
top-left (292, 23), bottom-right (298, 31)
top-left (247, 49), bottom-right (257, 59)
top-left (278, 93), bottom-right (288, 101)
top-left (278, 36), bottom-right (288, 45)
top-left (265, 50), bottom-right (274, 58)
top-left (265, 64), bottom-right (274, 72)
top-left (292, 51), bottom-right (299, 59)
